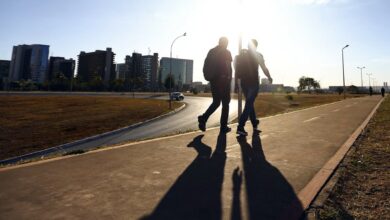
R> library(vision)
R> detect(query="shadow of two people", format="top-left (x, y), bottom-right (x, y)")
top-left (142, 133), bottom-right (227, 220)
top-left (143, 132), bottom-right (304, 220)
top-left (232, 134), bottom-right (304, 220)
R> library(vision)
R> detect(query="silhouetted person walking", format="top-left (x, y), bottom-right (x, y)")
top-left (369, 86), bottom-right (373, 96)
top-left (198, 37), bottom-right (233, 133)
top-left (381, 87), bottom-right (386, 97)
top-left (235, 39), bottom-right (272, 136)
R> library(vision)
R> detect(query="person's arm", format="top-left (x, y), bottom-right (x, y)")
top-left (259, 60), bottom-right (272, 84)
top-left (226, 51), bottom-right (233, 80)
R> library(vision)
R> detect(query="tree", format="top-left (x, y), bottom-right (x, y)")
top-left (89, 76), bottom-right (105, 91)
top-left (348, 85), bottom-right (359, 94)
top-left (164, 75), bottom-right (176, 91)
top-left (110, 79), bottom-right (125, 92)
top-left (336, 87), bottom-right (343, 95)
top-left (298, 76), bottom-right (321, 93)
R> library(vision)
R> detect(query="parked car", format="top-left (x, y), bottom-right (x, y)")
top-left (170, 92), bottom-right (184, 101)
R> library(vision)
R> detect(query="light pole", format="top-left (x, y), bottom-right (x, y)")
top-left (237, 33), bottom-right (243, 118)
top-left (342, 44), bottom-right (349, 99)
top-left (169, 32), bottom-right (187, 109)
top-left (357, 66), bottom-right (365, 88)
top-left (366, 73), bottom-right (372, 87)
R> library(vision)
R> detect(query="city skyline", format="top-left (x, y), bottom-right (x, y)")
top-left (0, 0), bottom-right (389, 88)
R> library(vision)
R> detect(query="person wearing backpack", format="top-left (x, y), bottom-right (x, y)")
top-left (235, 39), bottom-right (272, 136)
top-left (198, 37), bottom-right (233, 133)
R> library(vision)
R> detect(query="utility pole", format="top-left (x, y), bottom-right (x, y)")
top-left (169, 32), bottom-right (186, 109)
top-left (357, 66), bottom-right (365, 88)
top-left (342, 44), bottom-right (349, 99)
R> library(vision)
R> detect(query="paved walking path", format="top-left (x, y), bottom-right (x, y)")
top-left (0, 96), bottom-right (382, 220)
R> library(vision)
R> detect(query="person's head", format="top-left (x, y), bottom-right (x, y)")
top-left (218, 37), bottom-right (229, 49)
top-left (248, 39), bottom-right (258, 51)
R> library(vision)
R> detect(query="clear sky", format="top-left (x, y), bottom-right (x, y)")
top-left (0, 0), bottom-right (389, 88)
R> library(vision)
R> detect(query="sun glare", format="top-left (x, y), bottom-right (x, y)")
top-left (195, 0), bottom-right (284, 55)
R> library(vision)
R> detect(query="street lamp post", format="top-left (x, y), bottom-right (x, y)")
top-left (367, 73), bottom-right (372, 87)
top-left (237, 33), bottom-right (243, 118)
top-left (357, 66), bottom-right (365, 88)
top-left (342, 44), bottom-right (349, 99)
top-left (169, 32), bottom-right (187, 109)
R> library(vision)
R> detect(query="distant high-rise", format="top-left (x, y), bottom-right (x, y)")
top-left (9, 44), bottom-right (49, 83)
top-left (159, 58), bottom-right (193, 90)
top-left (115, 63), bottom-right (127, 80)
top-left (0, 60), bottom-right (10, 89)
top-left (48, 57), bottom-right (75, 80)
top-left (124, 52), bottom-right (158, 90)
top-left (0, 60), bottom-right (10, 79)
top-left (48, 57), bottom-right (65, 81)
top-left (77, 48), bottom-right (115, 86)
top-left (142, 53), bottom-right (159, 90)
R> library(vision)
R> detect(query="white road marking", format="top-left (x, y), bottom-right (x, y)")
top-left (332, 109), bottom-right (340, 112)
top-left (303, 117), bottom-right (320, 123)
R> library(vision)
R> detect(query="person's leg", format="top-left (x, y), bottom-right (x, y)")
top-left (220, 82), bottom-right (231, 132)
top-left (199, 82), bottom-right (221, 131)
top-left (237, 86), bottom-right (257, 136)
top-left (202, 83), bottom-right (221, 121)
top-left (249, 86), bottom-right (259, 127)
top-left (238, 87), bottom-right (256, 128)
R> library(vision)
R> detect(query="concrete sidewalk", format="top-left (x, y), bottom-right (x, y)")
top-left (0, 96), bottom-right (382, 220)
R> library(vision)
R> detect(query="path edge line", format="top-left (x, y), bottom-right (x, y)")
top-left (297, 97), bottom-right (384, 212)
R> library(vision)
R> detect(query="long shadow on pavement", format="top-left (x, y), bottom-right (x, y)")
top-left (141, 133), bottom-right (227, 220)
top-left (235, 134), bottom-right (304, 220)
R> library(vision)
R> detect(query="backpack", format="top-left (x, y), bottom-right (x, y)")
top-left (203, 48), bottom-right (218, 81)
top-left (234, 49), bottom-right (258, 85)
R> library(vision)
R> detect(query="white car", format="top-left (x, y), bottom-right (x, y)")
top-left (170, 92), bottom-right (184, 101)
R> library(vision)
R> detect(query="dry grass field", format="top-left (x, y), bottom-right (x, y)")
top-left (0, 96), bottom-right (182, 160)
top-left (253, 93), bottom-right (364, 117)
top-left (318, 96), bottom-right (389, 219)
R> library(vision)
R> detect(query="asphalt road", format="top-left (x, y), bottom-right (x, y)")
top-left (0, 96), bottom-right (382, 219)
top-left (66, 96), bottom-right (239, 152)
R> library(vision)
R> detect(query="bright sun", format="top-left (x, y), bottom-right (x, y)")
top-left (194, 0), bottom-right (282, 54)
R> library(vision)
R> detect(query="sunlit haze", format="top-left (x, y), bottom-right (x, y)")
top-left (0, 0), bottom-right (389, 88)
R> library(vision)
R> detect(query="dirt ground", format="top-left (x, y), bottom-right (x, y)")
top-left (316, 96), bottom-right (390, 219)
top-left (0, 96), bottom-right (182, 160)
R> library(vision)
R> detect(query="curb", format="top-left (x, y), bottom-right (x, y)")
top-left (296, 97), bottom-right (384, 219)
top-left (0, 103), bottom-right (186, 166)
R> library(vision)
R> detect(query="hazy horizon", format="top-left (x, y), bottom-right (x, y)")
top-left (0, 0), bottom-right (389, 88)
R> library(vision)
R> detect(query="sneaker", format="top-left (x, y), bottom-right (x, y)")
top-left (236, 126), bottom-right (248, 136)
top-left (253, 119), bottom-right (262, 133)
top-left (253, 128), bottom-right (262, 135)
top-left (220, 126), bottom-right (231, 133)
top-left (198, 116), bottom-right (206, 131)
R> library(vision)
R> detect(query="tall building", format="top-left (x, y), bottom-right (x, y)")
top-left (127, 53), bottom-right (143, 79)
top-left (115, 63), bottom-right (127, 80)
top-left (48, 57), bottom-right (65, 81)
top-left (142, 53), bottom-right (159, 90)
top-left (54, 58), bottom-right (75, 80)
top-left (9, 44), bottom-right (49, 83)
top-left (0, 60), bottom-right (10, 89)
top-left (124, 52), bottom-right (159, 90)
top-left (0, 60), bottom-right (10, 79)
top-left (77, 48), bottom-right (115, 86)
top-left (159, 57), bottom-right (193, 90)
